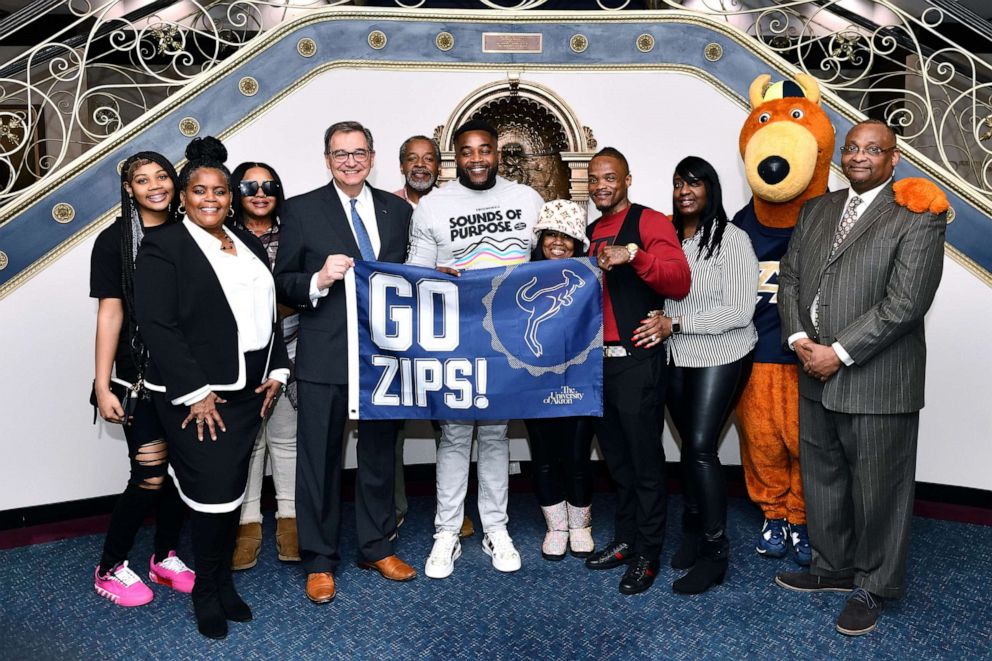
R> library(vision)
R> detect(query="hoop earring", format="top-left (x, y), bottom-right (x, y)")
top-left (227, 207), bottom-right (235, 218)
top-left (177, 204), bottom-right (186, 216)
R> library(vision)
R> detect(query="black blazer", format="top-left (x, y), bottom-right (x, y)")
top-left (273, 183), bottom-right (411, 385)
top-left (134, 221), bottom-right (290, 402)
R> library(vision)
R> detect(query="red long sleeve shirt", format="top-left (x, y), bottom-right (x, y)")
top-left (588, 206), bottom-right (691, 344)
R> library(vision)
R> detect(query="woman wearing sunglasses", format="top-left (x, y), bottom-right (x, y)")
top-left (226, 162), bottom-right (302, 572)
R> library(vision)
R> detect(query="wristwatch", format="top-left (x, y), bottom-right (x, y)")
top-left (672, 316), bottom-right (682, 334)
top-left (625, 243), bottom-right (639, 262)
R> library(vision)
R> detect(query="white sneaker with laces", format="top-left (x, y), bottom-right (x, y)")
top-left (425, 530), bottom-right (461, 579)
top-left (483, 529), bottom-right (522, 573)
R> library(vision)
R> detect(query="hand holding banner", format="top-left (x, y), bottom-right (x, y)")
top-left (346, 258), bottom-right (603, 420)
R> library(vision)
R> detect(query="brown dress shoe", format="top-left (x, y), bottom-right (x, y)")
top-left (459, 515), bottom-right (475, 539)
top-left (231, 522), bottom-right (262, 571)
top-left (357, 555), bottom-right (417, 582)
top-left (275, 517), bottom-right (301, 562)
top-left (306, 572), bottom-right (336, 603)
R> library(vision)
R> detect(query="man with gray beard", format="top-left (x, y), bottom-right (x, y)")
top-left (391, 134), bottom-right (470, 537)
top-left (393, 135), bottom-right (439, 207)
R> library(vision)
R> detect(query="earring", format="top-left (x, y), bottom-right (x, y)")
top-left (177, 204), bottom-right (186, 216)
top-left (227, 207), bottom-right (235, 218)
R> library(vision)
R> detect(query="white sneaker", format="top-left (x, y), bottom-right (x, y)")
top-left (425, 530), bottom-right (461, 579)
top-left (482, 529), bottom-right (522, 573)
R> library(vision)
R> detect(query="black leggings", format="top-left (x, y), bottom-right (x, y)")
top-left (525, 416), bottom-right (594, 507)
top-left (99, 397), bottom-right (185, 574)
top-left (667, 353), bottom-right (753, 539)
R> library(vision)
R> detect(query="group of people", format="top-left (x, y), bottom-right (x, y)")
top-left (89, 116), bottom-right (945, 640)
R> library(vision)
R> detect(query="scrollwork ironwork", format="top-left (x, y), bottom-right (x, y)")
top-left (0, 0), bottom-right (988, 209)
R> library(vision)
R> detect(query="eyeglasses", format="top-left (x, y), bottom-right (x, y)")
top-left (328, 149), bottom-right (371, 163)
top-left (839, 145), bottom-right (898, 157)
top-left (239, 180), bottom-right (279, 197)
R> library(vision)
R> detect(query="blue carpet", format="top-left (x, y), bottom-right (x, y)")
top-left (1, 494), bottom-right (990, 660)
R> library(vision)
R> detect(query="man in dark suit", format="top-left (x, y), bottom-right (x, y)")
top-left (274, 121), bottom-right (415, 603)
top-left (776, 120), bottom-right (946, 635)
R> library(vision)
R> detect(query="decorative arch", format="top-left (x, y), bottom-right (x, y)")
top-left (435, 75), bottom-right (598, 202)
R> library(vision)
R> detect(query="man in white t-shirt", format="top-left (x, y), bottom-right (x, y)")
top-left (406, 119), bottom-right (544, 579)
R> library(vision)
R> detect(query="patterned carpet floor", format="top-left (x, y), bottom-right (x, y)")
top-left (1, 493), bottom-right (990, 660)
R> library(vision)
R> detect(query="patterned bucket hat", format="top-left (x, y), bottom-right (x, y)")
top-left (533, 199), bottom-right (589, 251)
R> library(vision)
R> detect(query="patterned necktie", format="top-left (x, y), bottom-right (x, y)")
top-left (350, 198), bottom-right (375, 261)
top-left (812, 195), bottom-right (864, 333)
top-left (831, 195), bottom-right (863, 255)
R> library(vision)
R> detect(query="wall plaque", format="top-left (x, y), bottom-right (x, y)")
top-left (482, 33), bottom-right (542, 54)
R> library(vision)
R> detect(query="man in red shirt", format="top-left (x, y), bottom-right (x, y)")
top-left (583, 147), bottom-right (691, 594)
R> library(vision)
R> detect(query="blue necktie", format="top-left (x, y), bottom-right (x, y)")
top-left (350, 198), bottom-right (375, 261)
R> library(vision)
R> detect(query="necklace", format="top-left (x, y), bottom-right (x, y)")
top-left (215, 233), bottom-right (235, 252)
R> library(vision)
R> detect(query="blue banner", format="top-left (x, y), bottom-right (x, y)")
top-left (346, 259), bottom-right (603, 420)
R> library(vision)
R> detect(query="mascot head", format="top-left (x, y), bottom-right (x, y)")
top-left (740, 73), bottom-right (835, 227)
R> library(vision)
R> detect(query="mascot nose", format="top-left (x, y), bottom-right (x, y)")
top-left (758, 156), bottom-right (791, 185)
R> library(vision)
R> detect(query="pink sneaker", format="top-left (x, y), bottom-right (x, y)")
top-left (94, 562), bottom-right (154, 607)
top-left (149, 551), bottom-right (196, 593)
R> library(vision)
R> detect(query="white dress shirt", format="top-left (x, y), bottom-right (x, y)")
top-left (309, 181), bottom-right (380, 304)
top-left (787, 178), bottom-right (892, 366)
top-left (179, 219), bottom-right (289, 405)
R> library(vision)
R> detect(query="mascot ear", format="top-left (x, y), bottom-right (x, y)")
top-left (749, 74), bottom-right (772, 108)
top-left (795, 73), bottom-right (821, 105)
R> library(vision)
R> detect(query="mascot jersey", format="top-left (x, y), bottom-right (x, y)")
top-left (407, 175), bottom-right (545, 271)
top-left (732, 199), bottom-right (795, 364)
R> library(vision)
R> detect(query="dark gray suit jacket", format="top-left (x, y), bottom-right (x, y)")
top-left (273, 183), bottom-right (412, 385)
top-left (778, 184), bottom-right (946, 414)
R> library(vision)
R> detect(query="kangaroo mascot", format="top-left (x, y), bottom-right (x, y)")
top-left (733, 73), bottom-right (949, 565)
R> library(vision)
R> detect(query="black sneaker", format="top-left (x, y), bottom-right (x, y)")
top-left (618, 555), bottom-right (658, 595)
top-left (775, 571), bottom-right (854, 593)
top-left (585, 541), bottom-right (632, 571)
top-left (836, 588), bottom-right (883, 636)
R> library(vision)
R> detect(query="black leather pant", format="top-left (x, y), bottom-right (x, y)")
top-left (525, 416), bottom-right (595, 507)
top-left (667, 352), bottom-right (753, 539)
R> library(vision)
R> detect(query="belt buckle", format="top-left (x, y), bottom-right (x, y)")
top-left (604, 345), bottom-right (629, 358)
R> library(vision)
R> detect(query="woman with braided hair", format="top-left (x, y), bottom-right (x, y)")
top-left (135, 136), bottom-right (289, 639)
top-left (90, 151), bottom-right (195, 606)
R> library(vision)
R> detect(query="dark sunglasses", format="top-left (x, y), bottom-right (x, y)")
top-left (239, 180), bottom-right (280, 197)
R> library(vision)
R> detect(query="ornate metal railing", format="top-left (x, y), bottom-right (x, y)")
top-left (660, 0), bottom-right (992, 202)
top-left (0, 0), bottom-right (990, 210)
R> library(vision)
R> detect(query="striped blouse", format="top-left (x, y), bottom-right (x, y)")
top-left (666, 222), bottom-right (759, 368)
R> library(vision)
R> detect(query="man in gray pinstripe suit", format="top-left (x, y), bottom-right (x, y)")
top-left (775, 120), bottom-right (947, 636)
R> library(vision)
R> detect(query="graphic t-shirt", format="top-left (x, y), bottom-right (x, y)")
top-left (406, 176), bottom-right (545, 271)
top-left (731, 199), bottom-right (796, 364)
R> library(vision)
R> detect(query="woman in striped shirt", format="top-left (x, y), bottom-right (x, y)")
top-left (661, 156), bottom-right (759, 595)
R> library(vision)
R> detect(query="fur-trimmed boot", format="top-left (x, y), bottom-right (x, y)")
top-left (275, 517), bottom-right (300, 562)
top-left (540, 502), bottom-right (568, 561)
top-left (231, 522), bottom-right (262, 571)
top-left (566, 503), bottom-right (594, 558)
top-left (671, 510), bottom-right (702, 570)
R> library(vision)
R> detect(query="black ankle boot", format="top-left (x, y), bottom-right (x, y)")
top-left (191, 513), bottom-right (229, 639)
top-left (673, 535), bottom-right (728, 595)
top-left (670, 511), bottom-right (702, 570)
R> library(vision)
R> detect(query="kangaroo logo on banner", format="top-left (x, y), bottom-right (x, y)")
top-left (346, 259), bottom-right (603, 420)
